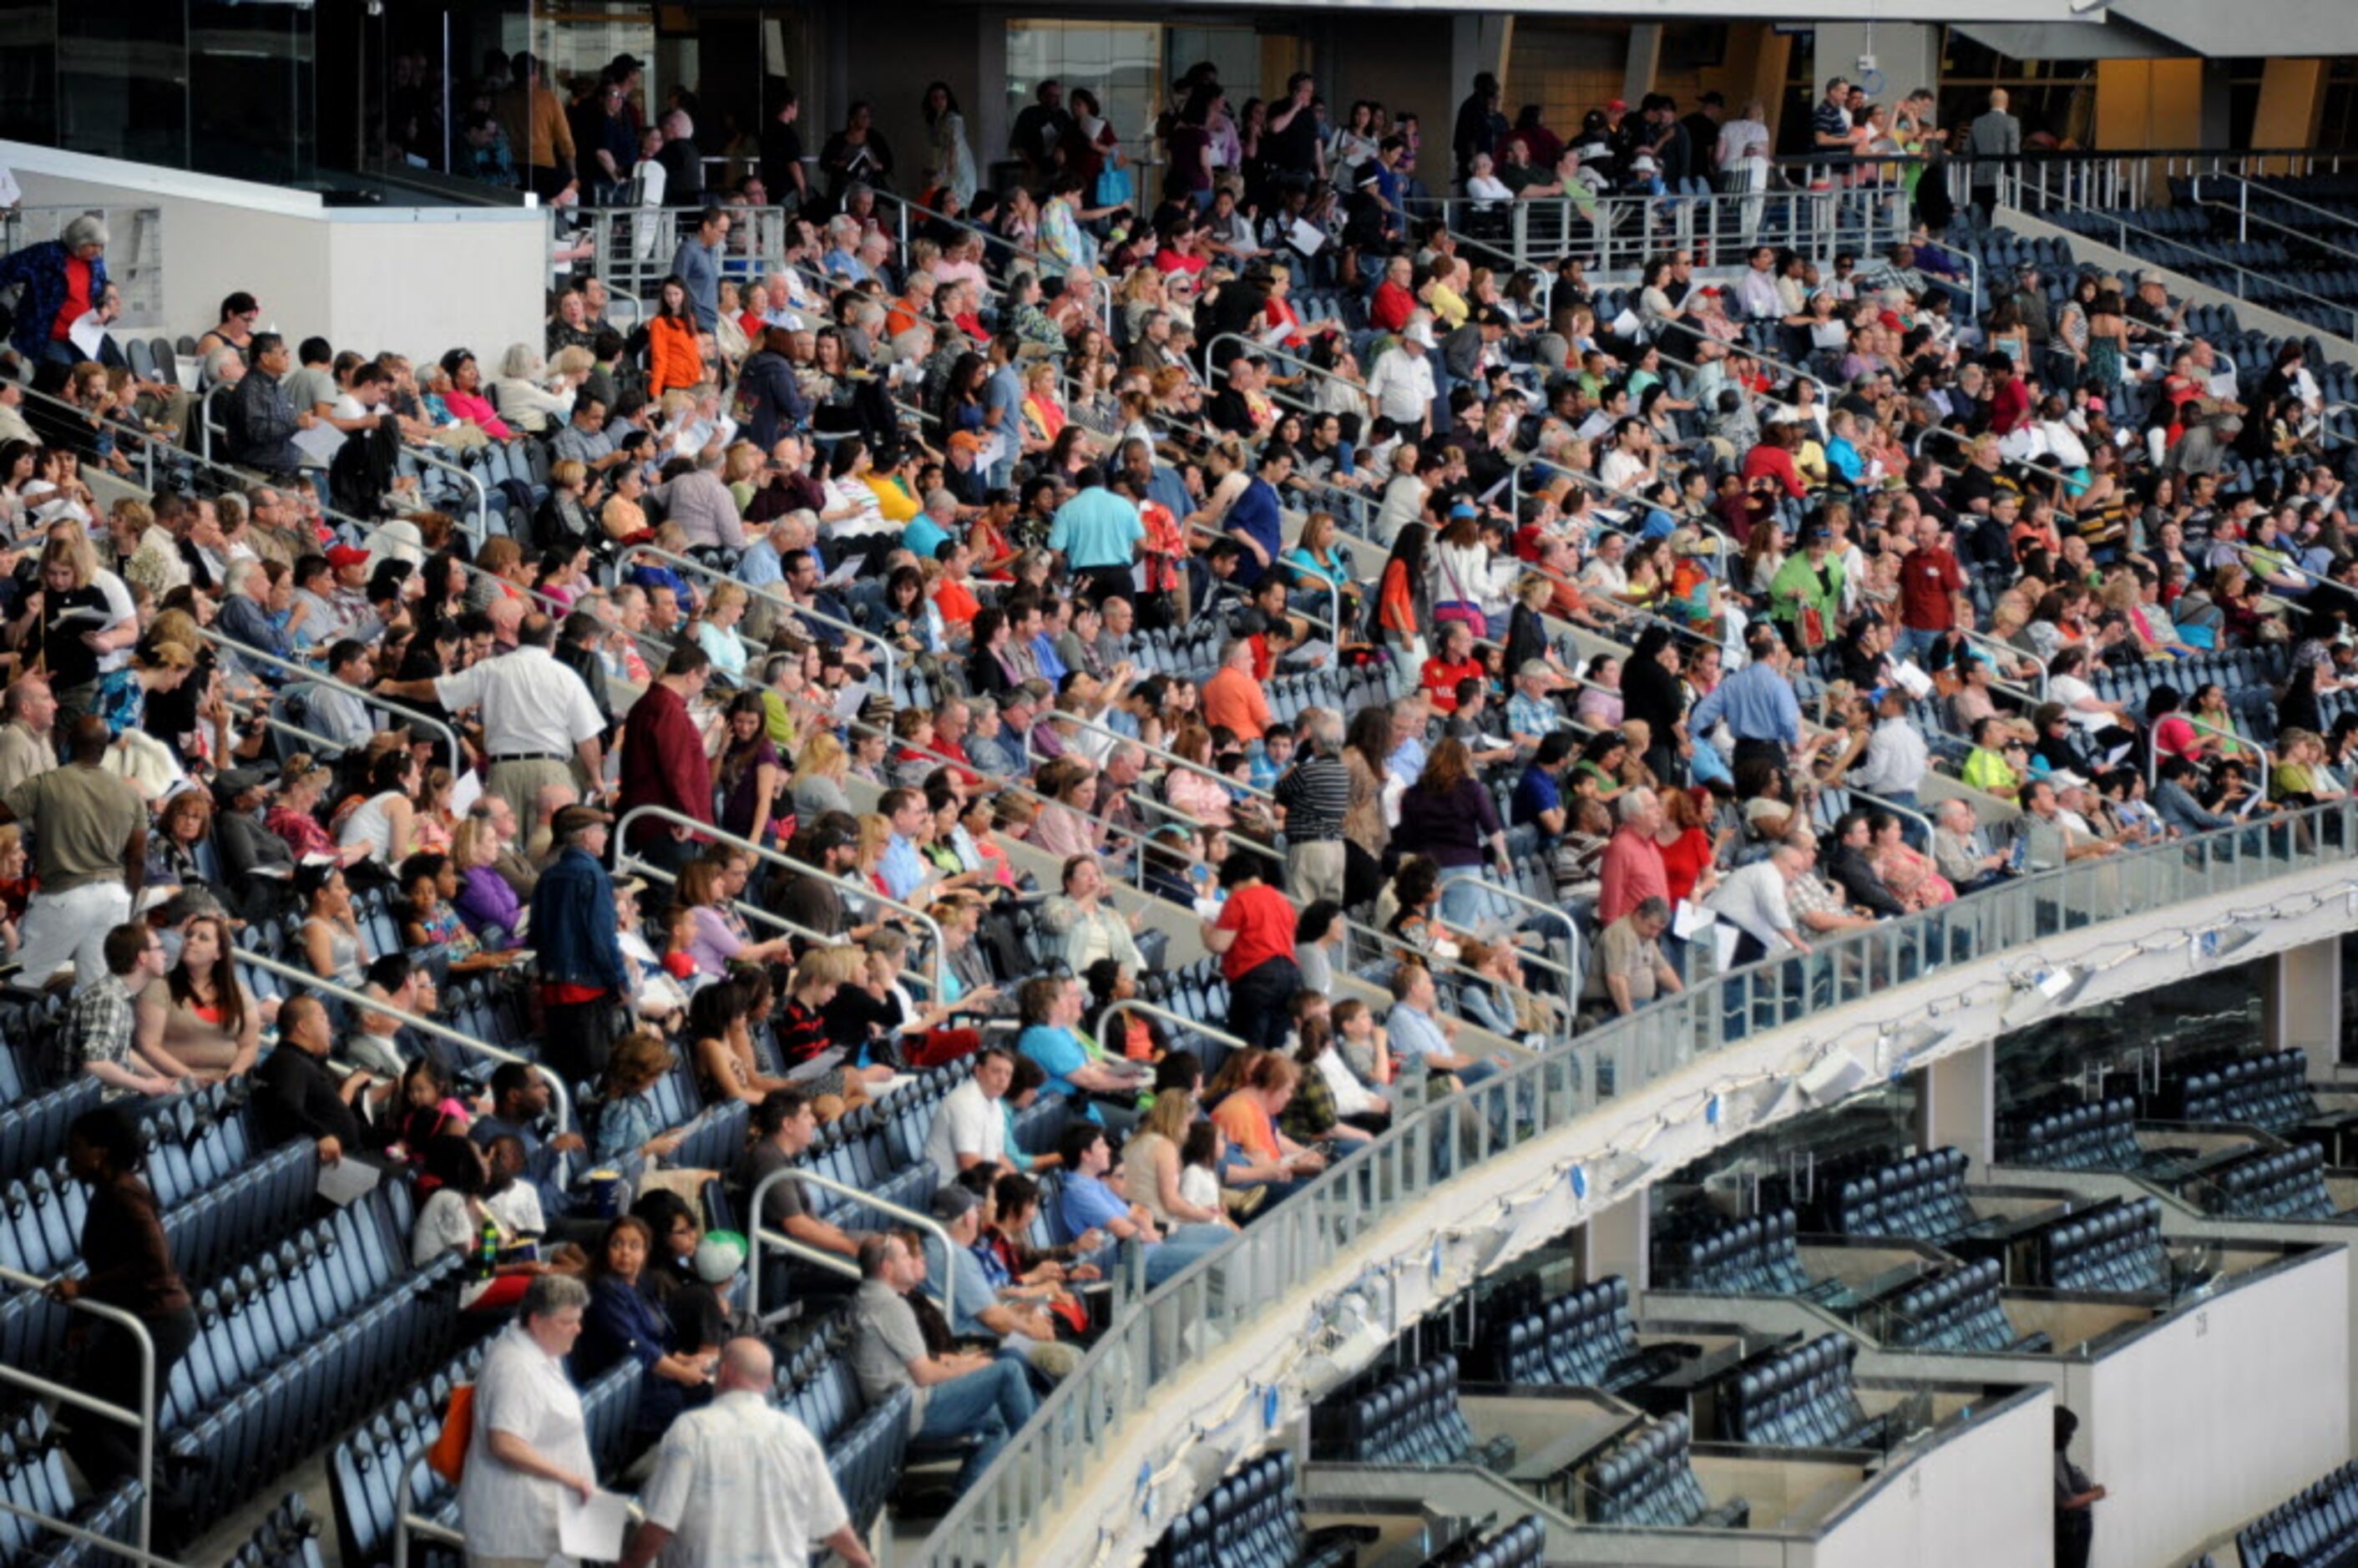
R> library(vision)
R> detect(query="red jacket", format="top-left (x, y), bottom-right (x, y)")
top-left (1371, 282), bottom-right (1415, 333)
top-left (617, 682), bottom-right (714, 847)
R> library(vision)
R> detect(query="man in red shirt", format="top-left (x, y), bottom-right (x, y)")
top-left (1596, 787), bottom-right (1669, 926)
top-left (1202, 855), bottom-right (1298, 1053)
top-left (617, 643), bottom-right (716, 883)
top-left (1419, 622), bottom-right (1485, 713)
top-left (1896, 511), bottom-right (1966, 662)
top-left (1370, 254), bottom-right (1416, 334)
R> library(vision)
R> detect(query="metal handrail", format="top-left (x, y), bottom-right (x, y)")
top-left (2222, 538), bottom-right (2358, 612)
top-left (1910, 424), bottom-right (2089, 510)
top-left (619, 541), bottom-right (900, 698)
top-left (2185, 712), bottom-right (2277, 798)
top-left (401, 443), bottom-right (492, 539)
top-left (2189, 173), bottom-right (2358, 266)
top-left (0, 1499), bottom-right (185, 1568)
top-left (2032, 202), bottom-right (2358, 342)
top-left (1030, 711), bottom-right (1278, 804)
top-left (1095, 998), bottom-right (1251, 1066)
top-left (230, 947), bottom-right (574, 1136)
top-left (1951, 627), bottom-right (2048, 712)
top-left (193, 626), bottom-right (465, 766)
top-left (746, 1164), bottom-right (958, 1326)
top-left (916, 787), bottom-right (2358, 1565)
top-left (613, 802), bottom-right (949, 999)
top-left (1913, 233), bottom-right (1984, 316)
top-left (0, 1262), bottom-right (158, 1557)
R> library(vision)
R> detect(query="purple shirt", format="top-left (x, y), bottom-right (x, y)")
top-left (454, 864), bottom-right (522, 946)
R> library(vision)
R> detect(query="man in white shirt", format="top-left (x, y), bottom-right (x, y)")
top-left (380, 613), bottom-right (606, 827)
top-left (923, 1047), bottom-right (1012, 1180)
top-left (1733, 245), bottom-right (1784, 321)
top-left (620, 1337), bottom-right (873, 1568)
top-left (1364, 326), bottom-right (1438, 438)
top-left (1842, 689), bottom-right (1930, 811)
top-left (1703, 846), bottom-right (1813, 963)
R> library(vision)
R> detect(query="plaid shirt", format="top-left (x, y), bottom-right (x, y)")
top-left (1280, 1060), bottom-right (1341, 1141)
top-left (57, 972), bottom-right (136, 1085)
top-left (1784, 869), bottom-right (1848, 923)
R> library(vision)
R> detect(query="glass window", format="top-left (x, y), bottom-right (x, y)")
top-left (0, 0), bottom-right (56, 149)
top-left (59, 0), bottom-right (186, 169)
top-left (1004, 19), bottom-right (1166, 172)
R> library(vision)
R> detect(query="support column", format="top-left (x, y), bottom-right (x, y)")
top-left (1581, 1188), bottom-right (1652, 1293)
top-left (1915, 1039), bottom-right (1995, 1175)
top-left (1622, 25), bottom-right (1662, 109)
top-left (1721, 23), bottom-right (1794, 145)
top-left (1451, 16), bottom-right (1513, 104)
top-left (2262, 938), bottom-right (2345, 1076)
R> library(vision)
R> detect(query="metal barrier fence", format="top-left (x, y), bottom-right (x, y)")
top-left (917, 792), bottom-right (2358, 1565)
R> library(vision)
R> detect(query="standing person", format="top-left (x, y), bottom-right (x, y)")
top-left (760, 90), bottom-right (808, 214)
top-left (617, 645), bottom-right (716, 883)
top-left (2053, 1405), bottom-right (2104, 1568)
top-left (458, 1274), bottom-right (598, 1568)
top-left (1966, 89), bottom-right (2021, 223)
top-left (620, 1336), bottom-right (873, 1568)
top-left (381, 614), bottom-right (606, 827)
top-left (1274, 706), bottom-right (1350, 907)
top-left (1202, 853), bottom-right (1298, 1054)
top-left (530, 805), bottom-right (634, 1085)
top-left (0, 715), bottom-right (144, 991)
top-left (500, 52), bottom-right (578, 203)
top-left (48, 1106), bottom-right (197, 1485)
top-left (668, 207), bottom-right (731, 333)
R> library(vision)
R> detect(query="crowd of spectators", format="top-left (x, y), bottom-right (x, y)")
top-left (6, 48), bottom-right (2355, 1561)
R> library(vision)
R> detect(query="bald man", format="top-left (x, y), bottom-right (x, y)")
top-left (620, 1337), bottom-right (873, 1568)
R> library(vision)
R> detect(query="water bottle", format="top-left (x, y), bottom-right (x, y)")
top-left (475, 1218), bottom-right (499, 1282)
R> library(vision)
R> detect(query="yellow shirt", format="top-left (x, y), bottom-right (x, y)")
top-left (862, 473), bottom-right (922, 524)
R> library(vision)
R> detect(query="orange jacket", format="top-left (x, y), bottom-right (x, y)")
top-left (647, 316), bottom-right (703, 396)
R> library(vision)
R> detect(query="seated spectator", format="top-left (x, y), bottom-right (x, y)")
top-left (848, 1232), bottom-right (1038, 1495)
top-left (574, 1216), bottom-right (716, 1442)
top-left (53, 922), bottom-right (186, 1099)
top-left (1054, 1121), bottom-right (1232, 1287)
top-left (590, 1030), bottom-right (690, 1164)
top-left (411, 1133), bottom-right (547, 1312)
top-left (918, 1185), bottom-right (1079, 1382)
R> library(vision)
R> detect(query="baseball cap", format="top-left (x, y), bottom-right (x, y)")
top-left (326, 544), bottom-right (371, 569)
top-left (930, 1186), bottom-right (983, 1222)
top-left (1448, 501), bottom-right (1479, 520)
top-left (2134, 268), bottom-right (2163, 286)
top-left (949, 431), bottom-right (983, 454)
top-left (1607, 99), bottom-right (1628, 113)
top-left (210, 766), bottom-right (272, 805)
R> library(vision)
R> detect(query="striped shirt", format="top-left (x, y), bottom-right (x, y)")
top-left (1274, 753), bottom-right (1350, 842)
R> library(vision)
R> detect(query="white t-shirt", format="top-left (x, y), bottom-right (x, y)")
top-left (1311, 1046), bottom-right (1379, 1119)
top-left (2048, 671), bottom-right (2109, 731)
top-left (1177, 1164), bottom-right (1222, 1213)
top-left (923, 1077), bottom-right (1004, 1181)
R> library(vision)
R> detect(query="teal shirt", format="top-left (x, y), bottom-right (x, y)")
top-left (1045, 488), bottom-right (1145, 570)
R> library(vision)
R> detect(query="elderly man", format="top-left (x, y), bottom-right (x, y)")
top-left (1585, 895), bottom-right (1682, 1019)
top-left (224, 332), bottom-right (316, 482)
top-left (1597, 789), bottom-right (1668, 927)
top-left (620, 1337), bottom-right (873, 1568)
top-left (0, 675), bottom-right (57, 793)
top-left (1201, 637), bottom-right (1272, 743)
top-left (1273, 707), bottom-right (1349, 906)
top-left (1933, 799), bottom-right (2013, 894)
top-left (1704, 844), bottom-right (1814, 963)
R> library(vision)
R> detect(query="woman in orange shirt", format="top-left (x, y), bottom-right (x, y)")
top-left (645, 276), bottom-right (704, 397)
top-left (1208, 1052), bottom-right (1328, 1199)
top-left (1369, 520), bottom-right (1431, 658)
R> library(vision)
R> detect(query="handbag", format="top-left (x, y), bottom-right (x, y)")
top-left (1094, 165), bottom-right (1134, 210)
top-left (427, 1384), bottom-right (474, 1484)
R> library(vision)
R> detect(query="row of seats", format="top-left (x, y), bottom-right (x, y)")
top-left (157, 1183), bottom-right (478, 1545)
top-left (2155, 1051), bottom-right (2315, 1132)
top-left (2027, 1198), bottom-right (2172, 1295)
top-left (1312, 1354), bottom-right (1508, 1471)
top-left (1655, 1208), bottom-right (1816, 1297)
top-left (2001, 1098), bottom-right (2144, 1172)
top-left (773, 1310), bottom-right (916, 1537)
top-left (226, 1493), bottom-right (327, 1568)
top-left (1414, 1515), bottom-right (1547, 1568)
top-left (2234, 1458), bottom-right (2358, 1567)
top-left (1581, 1414), bottom-right (1748, 1530)
top-left (1481, 1276), bottom-right (1678, 1393)
top-left (1720, 1337), bottom-right (1889, 1451)
top-left (329, 1340), bottom-right (488, 1568)
top-left (1817, 1148), bottom-right (1977, 1243)
top-left (0, 1404), bottom-right (143, 1568)
top-left (1147, 1450), bottom-right (1367, 1568)
top-left (2205, 1144), bottom-right (2340, 1222)
top-left (0, 1079), bottom-right (100, 1193)
top-left (1880, 1260), bottom-right (2052, 1355)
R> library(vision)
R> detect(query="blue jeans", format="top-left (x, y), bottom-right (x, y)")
top-left (916, 1353), bottom-right (1039, 1493)
top-left (1146, 1223), bottom-right (1235, 1287)
top-left (1896, 626), bottom-right (1941, 661)
top-left (1438, 864), bottom-right (1489, 926)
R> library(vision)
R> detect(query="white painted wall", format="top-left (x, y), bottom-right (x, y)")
top-left (1810, 1389), bottom-right (2054, 1568)
top-left (2081, 1247), bottom-right (2350, 1568)
top-left (1, 141), bottom-right (547, 369)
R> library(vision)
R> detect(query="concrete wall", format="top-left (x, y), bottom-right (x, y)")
top-left (3, 139), bottom-right (548, 367)
top-left (1809, 1387), bottom-right (2054, 1568)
